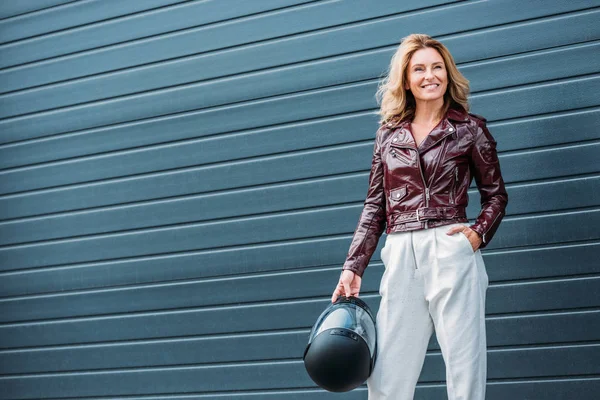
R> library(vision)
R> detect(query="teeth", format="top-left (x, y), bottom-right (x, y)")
top-left (423, 84), bottom-right (438, 88)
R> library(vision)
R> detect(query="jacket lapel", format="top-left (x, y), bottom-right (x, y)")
top-left (417, 107), bottom-right (469, 154)
top-left (417, 120), bottom-right (454, 154)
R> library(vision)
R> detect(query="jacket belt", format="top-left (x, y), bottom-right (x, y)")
top-left (390, 206), bottom-right (467, 225)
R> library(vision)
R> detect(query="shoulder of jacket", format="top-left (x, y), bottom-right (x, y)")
top-left (463, 113), bottom-right (487, 139)
top-left (375, 124), bottom-right (391, 144)
top-left (468, 112), bottom-right (487, 124)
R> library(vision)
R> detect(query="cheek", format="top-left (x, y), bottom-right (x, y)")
top-left (440, 71), bottom-right (449, 85)
top-left (405, 74), bottom-right (413, 86)
top-left (437, 73), bottom-right (448, 90)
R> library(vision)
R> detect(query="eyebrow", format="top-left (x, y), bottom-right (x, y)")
top-left (412, 62), bottom-right (444, 67)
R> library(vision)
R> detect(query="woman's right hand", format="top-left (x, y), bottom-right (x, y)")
top-left (331, 270), bottom-right (362, 303)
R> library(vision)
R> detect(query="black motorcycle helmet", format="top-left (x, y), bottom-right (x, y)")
top-left (303, 296), bottom-right (377, 392)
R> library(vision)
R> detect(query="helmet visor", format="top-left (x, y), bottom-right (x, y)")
top-left (310, 302), bottom-right (376, 357)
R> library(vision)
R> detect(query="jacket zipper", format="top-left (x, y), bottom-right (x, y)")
top-left (390, 148), bottom-right (412, 165)
top-left (450, 166), bottom-right (458, 205)
top-left (417, 130), bottom-right (454, 226)
top-left (391, 143), bottom-right (429, 228)
top-left (483, 211), bottom-right (502, 244)
top-left (417, 153), bottom-right (429, 229)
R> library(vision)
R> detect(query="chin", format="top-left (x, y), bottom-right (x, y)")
top-left (416, 94), bottom-right (444, 102)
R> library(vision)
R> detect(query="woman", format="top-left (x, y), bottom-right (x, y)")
top-left (331, 34), bottom-right (508, 400)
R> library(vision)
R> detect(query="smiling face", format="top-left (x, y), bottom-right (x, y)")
top-left (404, 47), bottom-right (448, 105)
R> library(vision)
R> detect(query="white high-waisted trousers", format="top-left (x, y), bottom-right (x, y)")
top-left (367, 222), bottom-right (489, 400)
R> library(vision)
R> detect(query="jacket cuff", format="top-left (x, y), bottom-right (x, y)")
top-left (469, 224), bottom-right (486, 248)
top-left (470, 209), bottom-right (504, 249)
top-left (342, 256), bottom-right (367, 277)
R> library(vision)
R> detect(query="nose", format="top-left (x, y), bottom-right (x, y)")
top-left (425, 67), bottom-right (434, 79)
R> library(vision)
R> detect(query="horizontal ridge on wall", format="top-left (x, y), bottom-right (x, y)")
top-left (0, 0), bottom-right (307, 45)
top-left (0, 0), bottom-right (74, 21)
top-left (0, 378), bottom-right (598, 400)
top-left (0, 235), bottom-right (597, 298)
top-left (0, 170), bottom-right (597, 247)
top-left (0, 1), bottom-right (595, 96)
top-left (0, 208), bottom-right (598, 276)
top-left (0, 111), bottom-right (597, 200)
top-left (0, 285), bottom-right (598, 345)
top-left (0, 309), bottom-right (597, 375)
top-left (0, 258), bottom-right (598, 323)
top-left (0, 74), bottom-right (598, 175)
top-left (1, 4), bottom-right (599, 143)
top-left (0, 172), bottom-right (598, 248)
top-left (0, 0), bottom-right (338, 69)
top-left (0, 344), bottom-right (598, 398)
top-left (0, 102), bottom-right (597, 192)
top-left (0, 119), bottom-right (597, 222)
top-left (1, 16), bottom-right (598, 121)
top-left (0, 0), bottom-right (458, 81)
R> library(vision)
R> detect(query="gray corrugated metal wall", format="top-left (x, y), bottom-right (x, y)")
top-left (0, 0), bottom-right (598, 398)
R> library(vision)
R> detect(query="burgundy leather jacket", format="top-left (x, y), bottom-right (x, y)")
top-left (342, 106), bottom-right (508, 277)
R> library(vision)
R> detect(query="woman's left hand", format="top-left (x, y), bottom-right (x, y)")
top-left (446, 225), bottom-right (483, 252)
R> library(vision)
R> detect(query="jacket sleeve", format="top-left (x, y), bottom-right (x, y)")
top-left (468, 119), bottom-right (508, 248)
top-left (342, 128), bottom-right (387, 277)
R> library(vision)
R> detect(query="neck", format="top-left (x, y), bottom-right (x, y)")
top-left (413, 98), bottom-right (445, 125)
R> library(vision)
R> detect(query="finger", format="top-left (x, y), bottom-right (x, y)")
top-left (446, 226), bottom-right (461, 235)
top-left (343, 281), bottom-right (351, 298)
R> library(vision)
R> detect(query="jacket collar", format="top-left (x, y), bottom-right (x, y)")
top-left (446, 106), bottom-right (469, 122)
top-left (387, 106), bottom-right (468, 153)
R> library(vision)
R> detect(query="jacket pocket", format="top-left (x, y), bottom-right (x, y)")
top-left (389, 186), bottom-right (408, 203)
top-left (389, 146), bottom-right (413, 165)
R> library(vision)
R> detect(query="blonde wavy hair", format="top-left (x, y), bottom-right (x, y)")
top-left (376, 33), bottom-right (470, 124)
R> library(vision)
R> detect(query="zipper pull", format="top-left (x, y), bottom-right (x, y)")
top-left (455, 167), bottom-right (459, 182)
top-left (425, 187), bottom-right (430, 202)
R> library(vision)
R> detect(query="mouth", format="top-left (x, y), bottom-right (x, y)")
top-left (421, 83), bottom-right (440, 89)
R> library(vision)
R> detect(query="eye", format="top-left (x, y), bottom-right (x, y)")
top-left (434, 65), bottom-right (443, 69)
